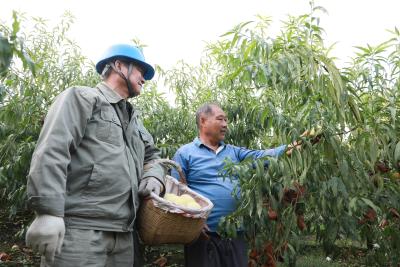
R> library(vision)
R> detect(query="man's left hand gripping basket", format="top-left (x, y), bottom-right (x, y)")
top-left (137, 159), bottom-right (213, 245)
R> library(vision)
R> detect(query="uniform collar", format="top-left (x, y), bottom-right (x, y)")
top-left (96, 82), bottom-right (124, 104)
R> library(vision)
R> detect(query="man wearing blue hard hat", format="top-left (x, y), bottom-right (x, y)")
top-left (25, 44), bottom-right (166, 266)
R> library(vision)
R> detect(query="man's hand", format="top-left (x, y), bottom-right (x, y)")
top-left (26, 214), bottom-right (65, 264)
top-left (286, 127), bottom-right (323, 156)
top-left (138, 177), bottom-right (164, 196)
top-left (286, 140), bottom-right (302, 156)
top-left (300, 128), bottom-right (313, 138)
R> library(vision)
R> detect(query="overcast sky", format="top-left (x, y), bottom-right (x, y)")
top-left (1, 0), bottom-right (399, 70)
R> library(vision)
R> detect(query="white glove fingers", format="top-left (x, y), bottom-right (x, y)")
top-left (38, 242), bottom-right (47, 255)
top-left (140, 179), bottom-right (149, 190)
top-left (26, 227), bottom-right (37, 248)
top-left (139, 177), bottom-right (163, 196)
top-left (30, 242), bottom-right (40, 253)
top-left (56, 230), bottom-right (65, 254)
top-left (25, 214), bottom-right (65, 259)
top-left (138, 180), bottom-right (149, 196)
top-left (44, 243), bottom-right (57, 264)
top-left (153, 186), bottom-right (161, 196)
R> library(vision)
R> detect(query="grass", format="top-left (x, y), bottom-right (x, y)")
top-left (0, 207), bottom-right (372, 267)
top-left (142, 238), bottom-right (369, 267)
top-left (287, 244), bottom-right (367, 267)
top-left (0, 208), bottom-right (39, 266)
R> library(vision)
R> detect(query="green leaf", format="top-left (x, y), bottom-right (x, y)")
top-left (244, 40), bottom-right (257, 60)
top-left (361, 198), bottom-right (380, 212)
top-left (11, 11), bottom-right (20, 37)
top-left (330, 177), bottom-right (338, 197)
top-left (256, 188), bottom-right (263, 218)
top-left (349, 197), bottom-right (358, 215)
top-left (0, 36), bottom-right (13, 74)
top-left (394, 141), bottom-right (400, 163)
top-left (369, 140), bottom-right (378, 165)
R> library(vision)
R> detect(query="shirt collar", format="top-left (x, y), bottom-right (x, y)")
top-left (194, 137), bottom-right (225, 148)
top-left (96, 82), bottom-right (124, 104)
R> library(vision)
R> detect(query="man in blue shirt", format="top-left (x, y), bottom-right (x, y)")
top-left (172, 103), bottom-right (295, 267)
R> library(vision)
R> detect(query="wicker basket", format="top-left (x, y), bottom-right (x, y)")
top-left (137, 159), bottom-right (213, 245)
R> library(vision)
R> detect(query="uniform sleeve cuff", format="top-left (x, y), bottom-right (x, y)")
top-left (28, 195), bottom-right (65, 217)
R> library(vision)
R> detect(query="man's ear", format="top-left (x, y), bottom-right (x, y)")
top-left (114, 60), bottom-right (123, 72)
top-left (200, 116), bottom-right (207, 127)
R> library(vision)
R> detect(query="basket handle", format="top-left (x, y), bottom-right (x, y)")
top-left (153, 159), bottom-right (187, 185)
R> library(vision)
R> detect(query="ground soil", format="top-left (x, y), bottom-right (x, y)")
top-left (0, 208), bottom-right (39, 266)
top-left (0, 208), bottom-right (184, 266)
top-left (0, 207), bottom-right (367, 267)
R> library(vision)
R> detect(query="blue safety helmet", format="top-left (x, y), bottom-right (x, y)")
top-left (95, 44), bottom-right (155, 80)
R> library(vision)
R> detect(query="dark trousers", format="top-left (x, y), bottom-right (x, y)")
top-left (184, 232), bottom-right (247, 267)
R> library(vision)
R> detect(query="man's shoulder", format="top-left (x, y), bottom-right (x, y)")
top-left (66, 85), bottom-right (99, 97)
top-left (57, 86), bottom-right (100, 104)
top-left (176, 141), bottom-right (197, 155)
top-left (224, 143), bottom-right (241, 151)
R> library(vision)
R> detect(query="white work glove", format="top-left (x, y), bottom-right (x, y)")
top-left (26, 214), bottom-right (65, 264)
top-left (138, 177), bottom-right (164, 196)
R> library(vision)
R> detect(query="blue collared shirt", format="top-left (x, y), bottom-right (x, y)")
top-left (172, 137), bottom-right (286, 232)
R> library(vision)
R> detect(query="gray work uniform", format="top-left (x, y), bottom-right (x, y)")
top-left (27, 82), bottom-right (165, 266)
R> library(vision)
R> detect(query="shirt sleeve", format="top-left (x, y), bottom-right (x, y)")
top-left (139, 125), bottom-right (167, 185)
top-left (236, 144), bottom-right (287, 161)
top-left (171, 150), bottom-right (189, 182)
top-left (27, 87), bottom-right (95, 217)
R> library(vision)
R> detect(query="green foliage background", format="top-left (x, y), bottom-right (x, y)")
top-left (1, 4), bottom-right (399, 266)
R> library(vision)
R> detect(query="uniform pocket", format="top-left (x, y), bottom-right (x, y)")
top-left (96, 107), bottom-right (123, 146)
top-left (81, 164), bottom-right (131, 201)
top-left (66, 164), bottom-right (94, 195)
top-left (82, 165), bottom-right (105, 198)
top-left (138, 129), bottom-right (151, 143)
